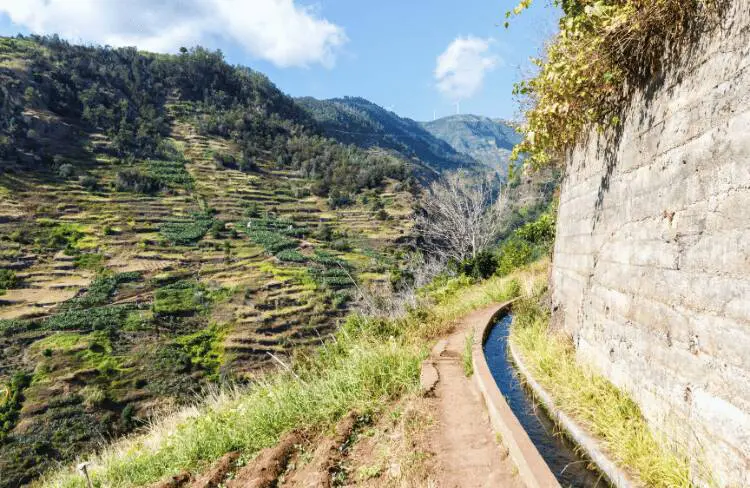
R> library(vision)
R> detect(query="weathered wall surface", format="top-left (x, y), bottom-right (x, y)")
top-left (551, 2), bottom-right (750, 486)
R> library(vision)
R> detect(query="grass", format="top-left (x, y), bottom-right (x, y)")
top-left (42, 331), bottom-right (421, 488)
top-left (510, 295), bottom-right (696, 488)
top-left (462, 330), bottom-right (474, 377)
top-left (39, 262), bottom-right (549, 488)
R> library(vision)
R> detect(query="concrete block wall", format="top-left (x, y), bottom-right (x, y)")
top-left (551, 2), bottom-right (750, 485)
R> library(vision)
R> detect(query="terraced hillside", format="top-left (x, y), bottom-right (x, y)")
top-left (0, 37), bottom-right (417, 487)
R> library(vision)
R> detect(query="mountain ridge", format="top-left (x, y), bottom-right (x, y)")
top-left (421, 114), bottom-right (521, 176)
top-left (296, 96), bottom-right (481, 175)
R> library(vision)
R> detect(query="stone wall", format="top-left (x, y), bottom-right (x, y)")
top-left (550, 2), bottom-right (750, 486)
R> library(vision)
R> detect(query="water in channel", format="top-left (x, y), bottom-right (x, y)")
top-left (483, 313), bottom-right (610, 488)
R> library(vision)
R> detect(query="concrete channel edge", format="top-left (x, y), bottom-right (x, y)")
top-left (471, 300), bottom-right (639, 488)
top-left (471, 302), bottom-right (561, 488)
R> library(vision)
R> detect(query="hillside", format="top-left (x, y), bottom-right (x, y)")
top-left (296, 96), bottom-right (480, 175)
top-left (0, 36), bottom-right (417, 487)
top-left (421, 115), bottom-right (521, 176)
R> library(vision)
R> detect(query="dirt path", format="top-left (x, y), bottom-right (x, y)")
top-left (423, 305), bottom-right (523, 488)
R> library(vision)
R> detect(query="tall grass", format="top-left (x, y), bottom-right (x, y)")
top-left (462, 330), bottom-right (474, 377)
top-left (510, 297), bottom-right (697, 488)
top-left (44, 332), bottom-right (420, 488)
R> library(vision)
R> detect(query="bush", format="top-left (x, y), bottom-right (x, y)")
top-left (331, 239), bottom-right (351, 252)
top-left (327, 190), bottom-right (353, 209)
top-left (212, 152), bottom-right (237, 170)
top-left (210, 220), bottom-right (226, 239)
top-left (73, 253), bottom-right (105, 271)
top-left (243, 203), bottom-right (261, 218)
top-left (315, 223), bottom-right (333, 241)
top-left (0, 269), bottom-right (17, 293)
top-left (115, 169), bottom-right (163, 194)
top-left (458, 251), bottom-right (498, 279)
top-left (0, 372), bottom-right (31, 440)
top-left (497, 238), bottom-right (533, 276)
top-left (57, 163), bottom-right (75, 179)
top-left (79, 175), bottom-right (98, 191)
top-left (81, 386), bottom-right (106, 409)
top-left (508, 0), bottom-right (722, 167)
top-left (238, 155), bottom-right (258, 172)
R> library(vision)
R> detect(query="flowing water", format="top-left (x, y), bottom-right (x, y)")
top-left (483, 313), bottom-right (610, 488)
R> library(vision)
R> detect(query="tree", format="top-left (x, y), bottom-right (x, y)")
top-left (415, 170), bottom-right (505, 262)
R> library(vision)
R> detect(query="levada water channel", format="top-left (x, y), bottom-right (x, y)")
top-left (483, 313), bottom-right (611, 487)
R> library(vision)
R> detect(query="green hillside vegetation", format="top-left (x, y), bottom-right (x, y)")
top-left (297, 96), bottom-right (480, 176)
top-left (0, 35), bottom-right (418, 487)
top-left (41, 258), bottom-right (547, 488)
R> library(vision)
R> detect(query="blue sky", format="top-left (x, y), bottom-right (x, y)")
top-left (0, 1), bottom-right (560, 121)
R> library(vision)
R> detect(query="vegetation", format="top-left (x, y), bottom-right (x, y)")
top-left (297, 96), bottom-right (477, 175)
top-left (152, 281), bottom-right (207, 317)
top-left (497, 207), bottom-right (556, 276)
top-left (41, 261), bottom-right (545, 488)
top-left (462, 330), bottom-right (475, 377)
top-left (160, 213), bottom-right (216, 245)
top-left (0, 373), bottom-right (31, 441)
top-left (510, 294), bottom-right (696, 487)
top-left (0, 36), bottom-right (413, 198)
top-left (508, 0), bottom-right (723, 166)
top-left (0, 269), bottom-right (17, 295)
top-left (415, 170), bottom-right (505, 263)
top-left (62, 272), bottom-right (141, 310)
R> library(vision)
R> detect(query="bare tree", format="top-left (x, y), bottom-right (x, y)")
top-left (415, 170), bottom-right (505, 262)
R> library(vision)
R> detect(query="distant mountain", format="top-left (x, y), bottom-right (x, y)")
top-left (421, 115), bottom-right (521, 176)
top-left (296, 96), bottom-right (480, 176)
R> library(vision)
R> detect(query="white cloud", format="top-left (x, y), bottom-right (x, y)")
top-left (0, 0), bottom-right (347, 68)
top-left (435, 36), bottom-right (499, 101)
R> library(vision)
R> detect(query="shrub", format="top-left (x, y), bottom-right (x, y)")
top-left (508, 0), bottom-right (723, 167)
top-left (315, 223), bottom-right (334, 241)
top-left (327, 190), bottom-right (353, 209)
top-left (331, 239), bottom-right (351, 252)
top-left (458, 251), bottom-right (498, 279)
top-left (0, 372), bottom-right (31, 440)
top-left (0, 269), bottom-right (17, 293)
top-left (115, 169), bottom-right (163, 194)
top-left (212, 152), bottom-right (237, 170)
top-left (42, 223), bottom-right (85, 251)
top-left (243, 203), bottom-right (261, 218)
top-left (497, 238), bottom-right (533, 276)
top-left (57, 163), bottom-right (75, 179)
top-left (239, 155), bottom-right (258, 172)
top-left (515, 213), bottom-right (556, 249)
top-left (210, 220), bottom-right (226, 239)
top-left (79, 175), bottom-right (98, 191)
top-left (81, 386), bottom-right (106, 409)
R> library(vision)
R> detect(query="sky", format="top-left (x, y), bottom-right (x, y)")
top-left (0, 0), bottom-right (560, 122)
